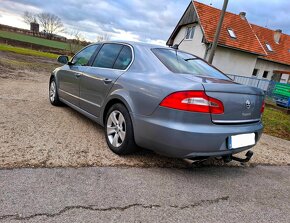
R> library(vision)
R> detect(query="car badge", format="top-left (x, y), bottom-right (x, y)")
top-left (245, 100), bottom-right (251, 109)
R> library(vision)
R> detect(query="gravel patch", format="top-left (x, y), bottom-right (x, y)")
top-left (0, 51), bottom-right (289, 169)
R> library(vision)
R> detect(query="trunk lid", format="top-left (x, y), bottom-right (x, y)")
top-left (202, 82), bottom-right (264, 124)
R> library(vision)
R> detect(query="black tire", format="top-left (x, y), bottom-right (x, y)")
top-left (105, 103), bottom-right (138, 155)
top-left (49, 78), bottom-right (62, 106)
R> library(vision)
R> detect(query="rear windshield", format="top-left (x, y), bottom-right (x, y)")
top-left (152, 48), bottom-right (229, 80)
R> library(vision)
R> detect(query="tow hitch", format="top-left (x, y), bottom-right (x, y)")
top-left (223, 150), bottom-right (254, 164)
top-left (188, 150), bottom-right (254, 167)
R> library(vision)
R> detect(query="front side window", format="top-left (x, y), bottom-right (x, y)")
top-left (152, 48), bottom-right (229, 80)
top-left (71, 44), bottom-right (99, 66)
top-left (92, 44), bottom-right (123, 69)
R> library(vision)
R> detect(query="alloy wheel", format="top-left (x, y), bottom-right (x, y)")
top-left (106, 110), bottom-right (126, 147)
top-left (50, 81), bottom-right (56, 102)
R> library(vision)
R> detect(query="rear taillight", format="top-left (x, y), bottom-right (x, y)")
top-left (260, 100), bottom-right (265, 113)
top-left (160, 91), bottom-right (224, 114)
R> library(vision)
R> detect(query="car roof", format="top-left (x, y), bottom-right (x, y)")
top-left (92, 40), bottom-right (169, 50)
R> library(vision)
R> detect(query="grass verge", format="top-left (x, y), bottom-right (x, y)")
top-left (0, 44), bottom-right (58, 59)
top-left (263, 106), bottom-right (290, 140)
top-left (0, 30), bottom-right (69, 50)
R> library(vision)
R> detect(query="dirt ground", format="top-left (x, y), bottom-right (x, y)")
top-left (0, 51), bottom-right (290, 169)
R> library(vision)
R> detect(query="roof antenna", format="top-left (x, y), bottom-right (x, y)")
top-left (172, 36), bottom-right (185, 50)
top-left (171, 0), bottom-right (193, 50)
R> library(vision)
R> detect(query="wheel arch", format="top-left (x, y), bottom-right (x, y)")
top-left (49, 74), bottom-right (55, 85)
top-left (49, 73), bottom-right (59, 86)
top-left (101, 91), bottom-right (134, 126)
top-left (49, 69), bottom-right (61, 85)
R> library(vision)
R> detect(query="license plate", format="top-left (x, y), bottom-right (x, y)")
top-left (228, 133), bottom-right (255, 149)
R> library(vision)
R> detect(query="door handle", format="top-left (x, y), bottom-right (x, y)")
top-left (75, 73), bottom-right (81, 78)
top-left (103, 78), bottom-right (112, 84)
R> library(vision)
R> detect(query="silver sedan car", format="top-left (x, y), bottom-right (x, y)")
top-left (49, 41), bottom-right (264, 161)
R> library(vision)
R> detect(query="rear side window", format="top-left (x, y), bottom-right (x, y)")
top-left (152, 48), bottom-right (229, 80)
top-left (92, 44), bottom-right (123, 69)
top-left (113, 46), bottom-right (132, 70)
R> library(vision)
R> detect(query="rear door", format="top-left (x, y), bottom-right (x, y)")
top-left (203, 83), bottom-right (264, 124)
top-left (79, 43), bottom-right (133, 117)
top-left (58, 44), bottom-right (99, 106)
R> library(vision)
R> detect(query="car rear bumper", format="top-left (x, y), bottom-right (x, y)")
top-left (132, 107), bottom-right (263, 158)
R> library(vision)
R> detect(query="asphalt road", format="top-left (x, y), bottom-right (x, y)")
top-left (1, 166), bottom-right (290, 223)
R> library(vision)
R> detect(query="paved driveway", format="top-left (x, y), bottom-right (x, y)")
top-left (1, 166), bottom-right (290, 222)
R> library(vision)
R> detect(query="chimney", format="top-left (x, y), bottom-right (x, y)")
top-left (274, 29), bottom-right (282, 44)
top-left (239, 12), bottom-right (246, 20)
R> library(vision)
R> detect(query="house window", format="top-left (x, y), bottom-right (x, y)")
top-left (185, 26), bottom-right (195, 40)
top-left (252, 68), bottom-right (259, 76)
top-left (227, 28), bottom-right (236, 38)
top-left (262, 71), bottom-right (269, 78)
top-left (265, 43), bottom-right (273, 52)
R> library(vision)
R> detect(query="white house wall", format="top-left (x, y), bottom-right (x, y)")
top-left (172, 25), bottom-right (290, 80)
top-left (172, 25), bottom-right (258, 77)
top-left (254, 59), bottom-right (290, 80)
top-left (172, 24), bottom-right (206, 58)
top-left (211, 47), bottom-right (258, 77)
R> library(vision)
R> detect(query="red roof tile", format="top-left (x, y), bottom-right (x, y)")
top-left (194, 1), bottom-right (266, 55)
top-left (251, 25), bottom-right (290, 66)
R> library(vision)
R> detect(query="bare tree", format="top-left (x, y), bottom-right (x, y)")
top-left (37, 13), bottom-right (64, 39)
top-left (23, 11), bottom-right (38, 25)
top-left (96, 34), bottom-right (110, 42)
top-left (65, 29), bottom-right (87, 54)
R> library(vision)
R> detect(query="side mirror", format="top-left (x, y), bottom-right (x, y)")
top-left (57, 55), bottom-right (69, 64)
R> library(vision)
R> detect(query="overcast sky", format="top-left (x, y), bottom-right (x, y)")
top-left (0, 0), bottom-right (289, 45)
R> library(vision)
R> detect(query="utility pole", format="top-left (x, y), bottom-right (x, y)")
top-left (207, 0), bottom-right (229, 64)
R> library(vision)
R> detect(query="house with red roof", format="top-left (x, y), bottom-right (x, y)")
top-left (167, 1), bottom-right (290, 84)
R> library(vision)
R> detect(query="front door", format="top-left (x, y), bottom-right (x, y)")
top-left (80, 43), bottom-right (133, 117)
top-left (58, 44), bottom-right (99, 106)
